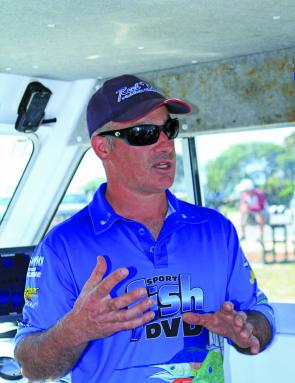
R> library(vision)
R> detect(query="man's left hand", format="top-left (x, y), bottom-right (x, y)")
top-left (182, 301), bottom-right (260, 354)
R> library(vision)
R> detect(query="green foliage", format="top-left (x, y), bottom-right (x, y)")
top-left (253, 263), bottom-right (295, 302)
top-left (205, 134), bottom-right (295, 207)
top-left (284, 131), bottom-right (295, 151)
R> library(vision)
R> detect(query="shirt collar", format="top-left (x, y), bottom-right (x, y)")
top-left (88, 183), bottom-right (206, 235)
top-left (165, 189), bottom-right (207, 225)
top-left (88, 183), bottom-right (121, 234)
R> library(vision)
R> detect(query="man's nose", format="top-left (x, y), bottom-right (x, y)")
top-left (155, 131), bottom-right (174, 149)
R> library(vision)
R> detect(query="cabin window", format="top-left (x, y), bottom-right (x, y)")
top-left (47, 138), bottom-right (188, 231)
top-left (195, 126), bottom-right (295, 303)
top-left (170, 139), bottom-right (189, 201)
top-left (0, 135), bottom-right (33, 225)
top-left (47, 148), bottom-right (106, 231)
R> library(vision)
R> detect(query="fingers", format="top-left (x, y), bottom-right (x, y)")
top-left (183, 302), bottom-right (239, 327)
top-left (237, 325), bottom-right (260, 354)
top-left (220, 301), bottom-right (234, 314)
top-left (182, 303), bottom-right (261, 355)
top-left (182, 312), bottom-right (207, 326)
top-left (123, 297), bottom-right (154, 321)
top-left (240, 321), bottom-right (254, 339)
top-left (92, 296), bottom-right (155, 337)
top-left (97, 267), bottom-right (129, 297)
top-left (234, 311), bottom-right (248, 329)
top-left (119, 310), bottom-right (155, 331)
top-left (108, 289), bottom-right (155, 325)
top-left (73, 261), bottom-right (156, 340)
top-left (249, 336), bottom-right (260, 354)
top-left (220, 303), bottom-right (249, 330)
top-left (103, 309), bottom-right (155, 334)
top-left (110, 288), bottom-right (148, 310)
top-left (110, 296), bottom-right (155, 323)
top-left (220, 304), bottom-right (260, 353)
top-left (83, 257), bottom-right (130, 299)
top-left (182, 312), bottom-right (197, 324)
top-left (81, 256), bottom-right (107, 294)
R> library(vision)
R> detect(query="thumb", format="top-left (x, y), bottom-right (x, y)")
top-left (81, 256), bottom-right (107, 294)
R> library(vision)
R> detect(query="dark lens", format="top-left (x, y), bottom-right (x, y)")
top-left (163, 118), bottom-right (179, 139)
top-left (128, 125), bottom-right (160, 146)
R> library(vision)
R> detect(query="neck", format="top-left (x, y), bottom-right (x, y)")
top-left (105, 183), bottom-right (168, 222)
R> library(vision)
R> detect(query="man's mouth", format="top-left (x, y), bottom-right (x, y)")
top-left (154, 162), bottom-right (171, 169)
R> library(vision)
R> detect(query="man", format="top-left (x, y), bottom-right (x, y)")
top-left (239, 178), bottom-right (268, 242)
top-left (14, 74), bottom-right (275, 383)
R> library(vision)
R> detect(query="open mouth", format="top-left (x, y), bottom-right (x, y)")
top-left (153, 162), bottom-right (171, 170)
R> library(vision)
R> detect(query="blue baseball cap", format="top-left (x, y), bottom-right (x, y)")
top-left (86, 74), bottom-right (192, 137)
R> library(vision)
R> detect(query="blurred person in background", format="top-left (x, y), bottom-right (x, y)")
top-left (238, 179), bottom-right (268, 242)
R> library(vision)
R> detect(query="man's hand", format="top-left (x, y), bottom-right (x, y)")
top-left (67, 256), bottom-right (155, 344)
top-left (182, 301), bottom-right (260, 354)
top-left (15, 256), bottom-right (155, 382)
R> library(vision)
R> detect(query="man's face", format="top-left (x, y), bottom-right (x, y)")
top-left (103, 106), bottom-right (177, 195)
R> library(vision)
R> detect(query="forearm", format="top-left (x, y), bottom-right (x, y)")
top-left (234, 310), bottom-right (273, 354)
top-left (14, 312), bottom-right (88, 381)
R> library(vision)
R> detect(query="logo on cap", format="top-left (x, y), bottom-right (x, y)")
top-left (116, 81), bottom-right (161, 102)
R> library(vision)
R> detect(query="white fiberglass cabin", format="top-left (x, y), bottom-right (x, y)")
top-left (0, 2), bottom-right (295, 382)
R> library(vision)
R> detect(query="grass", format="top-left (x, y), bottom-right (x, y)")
top-left (252, 262), bottom-right (295, 302)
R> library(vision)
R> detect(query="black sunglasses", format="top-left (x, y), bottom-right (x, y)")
top-left (97, 118), bottom-right (179, 146)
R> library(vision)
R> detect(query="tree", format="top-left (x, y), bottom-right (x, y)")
top-left (284, 131), bottom-right (295, 152)
top-left (205, 139), bottom-right (295, 207)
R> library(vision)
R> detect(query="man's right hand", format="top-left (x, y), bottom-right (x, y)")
top-left (15, 256), bottom-right (155, 382)
top-left (67, 256), bottom-right (155, 343)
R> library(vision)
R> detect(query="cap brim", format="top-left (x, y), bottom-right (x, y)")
top-left (164, 99), bottom-right (192, 114)
top-left (113, 97), bottom-right (192, 124)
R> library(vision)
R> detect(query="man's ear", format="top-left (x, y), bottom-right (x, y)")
top-left (91, 136), bottom-right (112, 160)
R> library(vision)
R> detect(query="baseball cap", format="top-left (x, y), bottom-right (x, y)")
top-left (237, 179), bottom-right (255, 192)
top-left (86, 74), bottom-right (192, 137)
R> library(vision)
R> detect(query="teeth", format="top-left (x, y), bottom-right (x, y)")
top-left (156, 163), bottom-right (168, 168)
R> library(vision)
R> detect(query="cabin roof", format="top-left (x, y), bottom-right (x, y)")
top-left (1, 0), bottom-right (295, 81)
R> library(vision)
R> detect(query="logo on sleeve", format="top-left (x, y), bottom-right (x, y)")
top-left (27, 255), bottom-right (44, 278)
top-left (24, 287), bottom-right (39, 308)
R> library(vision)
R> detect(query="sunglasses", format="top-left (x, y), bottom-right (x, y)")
top-left (97, 118), bottom-right (179, 146)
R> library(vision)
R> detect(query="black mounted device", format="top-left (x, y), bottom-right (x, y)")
top-left (15, 81), bottom-right (56, 133)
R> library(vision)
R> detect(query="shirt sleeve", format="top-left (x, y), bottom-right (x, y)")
top-left (15, 239), bottom-right (78, 346)
top-left (224, 219), bottom-right (276, 349)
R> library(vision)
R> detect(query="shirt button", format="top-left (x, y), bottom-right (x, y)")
top-left (150, 246), bottom-right (155, 253)
top-left (100, 220), bottom-right (106, 225)
top-left (138, 228), bottom-right (145, 235)
top-left (181, 214), bottom-right (187, 218)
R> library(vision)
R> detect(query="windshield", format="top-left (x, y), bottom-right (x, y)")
top-left (0, 135), bottom-right (33, 224)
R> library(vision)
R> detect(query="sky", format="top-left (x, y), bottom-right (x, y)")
top-left (195, 126), bottom-right (294, 165)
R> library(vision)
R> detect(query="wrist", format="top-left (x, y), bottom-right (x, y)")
top-left (55, 311), bottom-right (89, 349)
